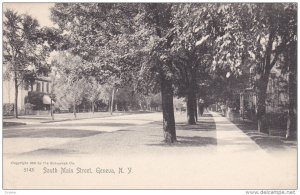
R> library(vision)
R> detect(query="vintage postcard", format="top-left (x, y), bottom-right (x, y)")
top-left (2, 2), bottom-right (297, 191)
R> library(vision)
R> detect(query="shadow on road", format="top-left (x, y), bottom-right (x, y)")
top-left (3, 122), bottom-right (26, 127)
top-left (21, 148), bottom-right (80, 156)
top-left (146, 136), bottom-right (217, 147)
top-left (176, 121), bottom-right (216, 131)
top-left (147, 113), bottom-right (217, 147)
top-left (177, 136), bottom-right (217, 146)
top-left (4, 129), bottom-right (104, 138)
top-left (4, 122), bottom-right (137, 130)
top-left (45, 122), bottom-right (136, 127)
top-left (176, 113), bottom-right (216, 131)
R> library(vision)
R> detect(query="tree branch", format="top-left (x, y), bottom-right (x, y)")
top-left (269, 41), bottom-right (287, 69)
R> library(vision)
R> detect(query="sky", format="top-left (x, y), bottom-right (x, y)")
top-left (3, 3), bottom-right (55, 27)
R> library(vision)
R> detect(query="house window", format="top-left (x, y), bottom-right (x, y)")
top-left (46, 83), bottom-right (49, 93)
top-left (36, 82), bottom-right (41, 92)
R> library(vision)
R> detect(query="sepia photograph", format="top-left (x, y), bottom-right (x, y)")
top-left (2, 2), bottom-right (298, 192)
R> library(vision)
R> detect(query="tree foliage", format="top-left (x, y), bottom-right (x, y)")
top-left (215, 3), bottom-right (297, 132)
top-left (3, 9), bottom-right (56, 117)
top-left (3, 10), bottom-right (50, 84)
top-left (49, 3), bottom-right (297, 139)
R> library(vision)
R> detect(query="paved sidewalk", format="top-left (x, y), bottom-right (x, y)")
top-left (213, 112), bottom-right (296, 152)
top-left (211, 112), bottom-right (267, 154)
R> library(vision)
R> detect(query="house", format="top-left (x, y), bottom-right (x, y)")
top-left (240, 66), bottom-right (289, 121)
top-left (3, 77), bottom-right (53, 115)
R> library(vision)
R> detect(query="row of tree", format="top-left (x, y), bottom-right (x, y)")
top-left (2, 9), bottom-right (161, 119)
top-left (50, 3), bottom-right (297, 141)
top-left (50, 51), bottom-right (163, 118)
top-left (4, 3), bottom-right (297, 143)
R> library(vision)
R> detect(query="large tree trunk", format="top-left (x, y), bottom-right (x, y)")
top-left (14, 76), bottom-right (18, 118)
top-left (186, 72), bottom-right (197, 125)
top-left (256, 75), bottom-right (269, 134)
top-left (286, 42), bottom-right (297, 140)
top-left (186, 91), bottom-right (197, 124)
top-left (161, 75), bottom-right (176, 143)
top-left (150, 3), bottom-right (176, 143)
top-left (194, 97), bottom-right (198, 122)
top-left (12, 53), bottom-right (19, 119)
top-left (255, 29), bottom-right (277, 134)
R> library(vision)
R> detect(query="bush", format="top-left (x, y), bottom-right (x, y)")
top-left (267, 112), bottom-right (288, 130)
top-left (25, 103), bottom-right (34, 110)
top-left (3, 103), bottom-right (14, 115)
top-left (24, 103), bottom-right (35, 114)
top-left (27, 91), bottom-right (44, 110)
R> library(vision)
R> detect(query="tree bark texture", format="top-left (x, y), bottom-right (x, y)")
top-left (186, 89), bottom-right (197, 124)
top-left (160, 75), bottom-right (176, 143)
top-left (186, 67), bottom-right (197, 125)
top-left (255, 29), bottom-right (277, 134)
top-left (150, 3), bottom-right (176, 143)
top-left (14, 76), bottom-right (18, 118)
top-left (256, 75), bottom-right (269, 134)
top-left (13, 52), bottom-right (18, 118)
top-left (194, 97), bottom-right (198, 122)
top-left (286, 42), bottom-right (297, 140)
